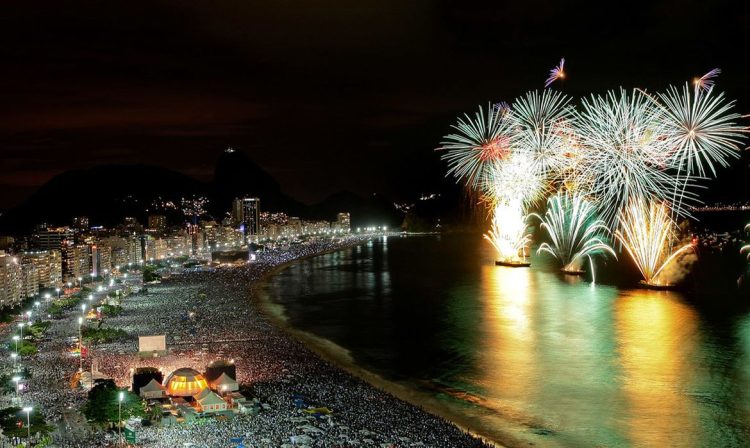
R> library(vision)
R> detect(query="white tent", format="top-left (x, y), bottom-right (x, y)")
top-left (194, 388), bottom-right (227, 413)
top-left (209, 372), bottom-right (239, 393)
top-left (139, 378), bottom-right (166, 399)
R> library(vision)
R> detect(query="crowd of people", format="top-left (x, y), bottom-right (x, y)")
top-left (2, 235), bottom-right (496, 447)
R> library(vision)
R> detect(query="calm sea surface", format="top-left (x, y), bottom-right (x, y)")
top-left (264, 234), bottom-right (750, 447)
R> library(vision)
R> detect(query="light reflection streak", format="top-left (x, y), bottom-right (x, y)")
top-left (477, 264), bottom-right (536, 417)
top-left (614, 289), bottom-right (699, 447)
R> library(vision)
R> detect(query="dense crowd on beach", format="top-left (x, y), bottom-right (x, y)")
top-left (1, 236), bottom-right (494, 447)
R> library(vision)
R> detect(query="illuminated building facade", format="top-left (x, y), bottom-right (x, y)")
top-left (233, 197), bottom-right (261, 244)
top-left (61, 242), bottom-right (90, 281)
top-left (21, 250), bottom-right (62, 289)
top-left (91, 244), bottom-right (112, 277)
top-left (35, 227), bottom-right (74, 251)
top-left (20, 258), bottom-right (39, 298)
top-left (337, 212), bottom-right (351, 233)
top-left (0, 251), bottom-right (23, 308)
top-left (148, 215), bottom-right (167, 231)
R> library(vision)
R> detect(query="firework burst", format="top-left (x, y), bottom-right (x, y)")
top-left (438, 68), bottom-right (747, 283)
top-left (573, 88), bottom-right (694, 228)
top-left (439, 103), bottom-right (513, 188)
top-left (693, 68), bottom-right (721, 93)
top-left (484, 201), bottom-right (531, 264)
top-left (614, 200), bottom-right (694, 286)
top-left (657, 83), bottom-right (746, 177)
top-left (480, 154), bottom-right (548, 210)
top-left (544, 58), bottom-right (565, 88)
top-left (510, 89), bottom-right (575, 182)
top-left (533, 191), bottom-right (616, 274)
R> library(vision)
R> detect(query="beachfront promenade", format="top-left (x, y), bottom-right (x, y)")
top-left (2, 236), bottom-right (494, 447)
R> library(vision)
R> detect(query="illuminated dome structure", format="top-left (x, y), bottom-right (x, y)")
top-left (165, 368), bottom-right (208, 397)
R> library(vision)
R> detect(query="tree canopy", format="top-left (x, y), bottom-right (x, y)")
top-left (83, 380), bottom-right (146, 424)
top-left (0, 406), bottom-right (54, 439)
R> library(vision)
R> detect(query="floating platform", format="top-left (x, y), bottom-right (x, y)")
top-left (561, 268), bottom-right (585, 276)
top-left (638, 280), bottom-right (676, 290)
top-left (495, 260), bottom-right (531, 268)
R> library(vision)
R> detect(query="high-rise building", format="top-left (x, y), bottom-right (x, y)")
top-left (148, 215), bottom-right (167, 231)
top-left (91, 244), bottom-right (112, 277)
top-left (20, 258), bottom-right (39, 299)
top-left (21, 250), bottom-right (62, 289)
top-left (232, 197), bottom-right (261, 244)
top-left (49, 249), bottom-right (62, 286)
top-left (61, 242), bottom-right (90, 281)
top-left (337, 212), bottom-right (351, 233)
top-left (35, 227), bottom-right (74, 251)
top-left (143, 236), bottom-right (168, 261)
top-left (0, 251), bottom-right (23, 309)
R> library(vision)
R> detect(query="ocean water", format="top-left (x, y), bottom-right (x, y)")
top-left (264, 234), bottom-right (750, 447)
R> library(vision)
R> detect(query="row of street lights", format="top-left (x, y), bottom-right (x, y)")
top-left (7, 264), bottom-right (137, 445)
top-left (8, 310), bottom-right (35, 442)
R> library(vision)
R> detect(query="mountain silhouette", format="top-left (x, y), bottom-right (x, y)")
top-left (0, 150), bottom-right (401, 234)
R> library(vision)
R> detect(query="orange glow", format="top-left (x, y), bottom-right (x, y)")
top-left (479, 137), bottom-right (512, 162)
top-left (166, 372), bottom-right (208, 397)
top-left (477, 264), bottom-right (535, 409)
top-left (614, 289), bottom-right (699, 446)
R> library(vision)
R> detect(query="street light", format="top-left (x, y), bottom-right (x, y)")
top-left (10, 353), bottom-right (17, 371)
top-left (18, 322), bottom-right (24, 340)
top-left (12, 335), bottom-right (19, 354)
top-left (118, 391), bottom-right (124, 446)
top-left (55, 287), bottom-right (60, 298)
top-left (22, 406), bottom-right (32, 441)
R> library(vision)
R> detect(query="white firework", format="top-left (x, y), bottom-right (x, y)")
top-left (439, 103), bottom-right (514, 188)
top-left (509, 89), bottom-right (575, 183)
top-left (573, 88), bottom-right (694, 228)
top-left (657, 83), bottom-right (746, 178)
top-left (533, 191), bottom-right (616, 272)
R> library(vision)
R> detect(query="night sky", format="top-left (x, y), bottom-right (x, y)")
top-left (2, 0), bottom-right (749, 209)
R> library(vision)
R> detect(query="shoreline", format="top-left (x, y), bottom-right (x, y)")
top-left (250, 238), bottom-right (510, 448)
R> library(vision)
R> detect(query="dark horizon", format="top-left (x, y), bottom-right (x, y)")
top-left (2, 0), bottom-right (750, 209)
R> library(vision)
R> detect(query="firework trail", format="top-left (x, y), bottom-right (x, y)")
top-left (614, 200), bottom-right (694, 286)
top-left (545, 58), bottom-right (565, 88)
top-left (484, 201), bottom-right (531, 264)
top-left (693, 68), bottom-right (721, 93)
top-left (533, 191), bottom-right (616, 273)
